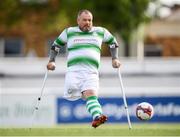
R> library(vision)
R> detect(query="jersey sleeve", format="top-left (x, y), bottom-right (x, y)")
top-left (53, 29), bottom-right (67, 47)
top-left (103, 28), bottom-right (119, 47)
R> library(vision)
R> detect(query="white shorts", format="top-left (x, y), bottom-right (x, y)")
top-left (63, 71), bottom-right (99, 101)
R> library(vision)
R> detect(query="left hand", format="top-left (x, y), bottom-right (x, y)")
top-left (112, 58), bottom-right (121, 68)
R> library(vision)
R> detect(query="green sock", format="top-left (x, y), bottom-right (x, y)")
top-left (86, 96), bottom-right (102, 120)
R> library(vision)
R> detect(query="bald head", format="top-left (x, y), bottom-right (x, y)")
top-left (77, 9), bottom-right (93, 32)
top-left (77, 9), bottom-right (93, 19)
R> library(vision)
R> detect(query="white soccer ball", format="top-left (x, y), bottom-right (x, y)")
top-left (136, 102), bottom-right (154, 121)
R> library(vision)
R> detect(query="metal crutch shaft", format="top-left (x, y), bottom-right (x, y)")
top-left (30, 70), bottom-right (48, 128)
top-left (118, 68), bottom-right (132, 129)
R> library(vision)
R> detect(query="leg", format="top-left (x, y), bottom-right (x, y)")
top-left (82, 90), bottom-right (108, 128)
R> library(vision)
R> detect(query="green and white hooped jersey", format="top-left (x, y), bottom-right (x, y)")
top-left (53, 26), bottom-right (118, 72)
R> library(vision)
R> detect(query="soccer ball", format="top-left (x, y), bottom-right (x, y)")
top-left (136, 102), bottom-right (154, 121)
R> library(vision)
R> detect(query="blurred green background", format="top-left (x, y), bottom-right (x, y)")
top-left (0, 0), bottom-right (153, 57)
top-left (0, 0), bottom-right (180, 57)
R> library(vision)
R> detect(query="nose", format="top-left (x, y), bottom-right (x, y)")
top-left (84, 19), bottom-right (91, 24)
top-left (85, 20), bottom-right (90, 24)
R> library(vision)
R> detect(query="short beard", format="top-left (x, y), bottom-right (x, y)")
top-left (79, 26), bottom-right (91, 32)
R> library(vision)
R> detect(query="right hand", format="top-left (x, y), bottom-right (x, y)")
top-left (47, 61), bottom-right (56, 71)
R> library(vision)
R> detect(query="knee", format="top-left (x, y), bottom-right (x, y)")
top-left (82, 90), bottom-right (97, 99)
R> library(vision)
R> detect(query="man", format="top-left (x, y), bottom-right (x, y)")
top-left (47, 9), bottom-right (121, 128)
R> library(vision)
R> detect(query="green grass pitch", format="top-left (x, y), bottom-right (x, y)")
top-left (0, 123), bottom-right (180, 136)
